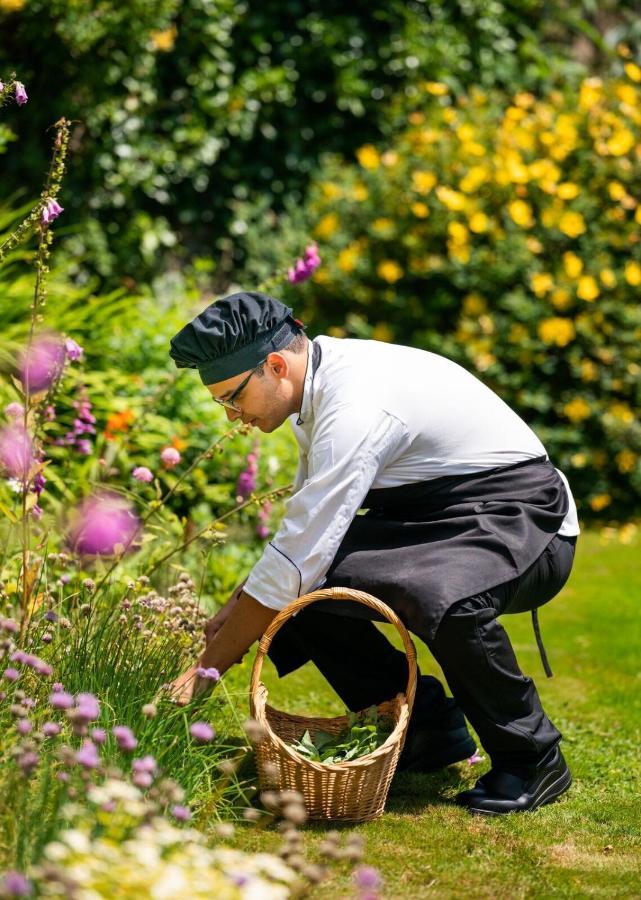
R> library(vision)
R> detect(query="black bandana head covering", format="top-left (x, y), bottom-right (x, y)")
top-left (168, 291), bottom-right (305, 385)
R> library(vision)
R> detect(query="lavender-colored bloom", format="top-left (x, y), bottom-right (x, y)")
top-left (196, 666), bottom-right (220, 682)
top-left (50, 690), bottom-right (74, 709)
top-left (189, 721), bottom-right (215, 743)
top-left (132, 771), bottom-right (153, 789)
top-left (112, 725), bottom-right (137, 751)
top-left (1, 617), bottom-right (19, 633)
top-left (235, 468), bottom-right (256, 499)
top-left (160, 446), bottom-right (181, 468)
top-left (91, 727), bottom-right (107, 745)
top-left (42, 721), bottom-right (61, 737)
top-left (59, 574), bottom-right (70, 585)
top-left (44, 404), bottom-right (56, 421)
top-left (132, 755), bottom-right (157, 774)
top-left (354, 866), bottom-right (382, 890)
top-left (287, 242), bottom-right (321, 284)
top-left (1, 870), bottom-right (33, 897)
top-left (45, 613), bottom-right (59, 624)
top-left (74, 693), bottom-right (100, 722)
top-left (17, 719), bottom-right (32, 735)
top-left (4, 402), bottom-right (24, 419)
top-left (171, 804), bottom-right (191, 821)
top-left (69, 492), bottom-right (140, 556)
top-left (19, 335), bottom-right (66, 394)
top-left (75, 739), bottom-right (100, 769)
top-left (41, 198), bottom-right (64, 225)
top-left (256, 524), bottom-right (269, 540)
top-left (0, 425), bottom-right (33, 480)
top-left (14, 82), bottom-right (28, 106)
top-left (132, 466), bottom-right (154, 483)
top-left (76, 439), bottom-right (92, 455)
top-left (22, 698), bottom-right (36, 709)
top-left (18, 751), bottom-right (39, 776)
top-left (51, 681), bottom-right (63, 691)
top-left (64, 338), bottom-right (84, 361)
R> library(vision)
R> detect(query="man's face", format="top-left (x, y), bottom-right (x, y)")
top-left (207, 352), bottom-right (295, 433)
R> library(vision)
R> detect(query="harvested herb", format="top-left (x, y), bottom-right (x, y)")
top-left (290, 706), bottom-right (393, 764)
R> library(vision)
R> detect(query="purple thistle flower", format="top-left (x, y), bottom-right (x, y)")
top-left (112, 725), bottom-right (137, 751)
top-left (132, 466), bottom-right (154, 483)
top-left (189, 721), bottom-right (215, 743)
top-left (160, 446), bottom-right (181, 468)
top-left (64, 338), bottom-right (84, 361)
top-left (2, 870), bottom-right (33, 897)
top-left (41, 199), bottom-right (64, 225)
top-left (14, 82), bottom-right (28, 106)
top-left (0, 425), bottom-right (33, 480)
top-left (19, 335), bottom-right (66, 394)
top-left (45, 613), bottom-right (59, 624)
top-left (132, 755), bottom-right (157, 774)
top-left (74, 693), bottom-right (100, 723)
top-left (132, 771), bottom-right (153, 789)
top-left (17, 719), bottom-right (32, 735)
top-left (18, 750), bottom-right (39, 776)
top-left (50, 690), bottom-right (74, 709)
top-left (1, 617), bottom-right (20, 633)
top-left (69, 492), bottom-right (140, 556)
top-left (196, 666), bottom-right (220, 682)
top-left (91, 727), bottom-right (107, 745)
top-left (171, 804), bottom-right (191, 821)
top-left (42, 721), bottom-right (61, 737)
top-left (354, 866), bottom-right (382, 890)
top-left (75, 739), bottom-right (100, 769)
top-left (4, 402), bottom-right (24, 419)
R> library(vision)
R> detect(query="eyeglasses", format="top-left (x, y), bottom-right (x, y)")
top-left (213, 364), bottom-right (263, 412)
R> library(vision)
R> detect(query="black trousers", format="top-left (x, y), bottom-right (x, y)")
top-left (268, 533), bottom-right (577, 768)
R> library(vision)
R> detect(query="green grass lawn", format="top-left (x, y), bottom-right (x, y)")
top-left (226, 530), bottom-right (641, 898)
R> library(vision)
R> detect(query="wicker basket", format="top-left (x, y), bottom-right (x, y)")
top-left (249, 586), bottom-right (417, 822)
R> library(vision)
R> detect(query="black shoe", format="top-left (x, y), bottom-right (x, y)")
top-left (398, 697), bottom-right (477, 773)
top-left (454, 745), bottom-right (572, 815)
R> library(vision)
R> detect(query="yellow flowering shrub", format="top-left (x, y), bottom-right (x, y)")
top-left (288, 66), bottom-right (641, 522)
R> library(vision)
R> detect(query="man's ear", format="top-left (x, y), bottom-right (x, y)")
top-left (266, 351), bottom-right (288, 378)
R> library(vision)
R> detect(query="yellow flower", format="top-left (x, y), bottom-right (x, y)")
top-left (448, 222), bottom-right (469, 243)
top-left (337, 243), bottom-right (360, 273)
top-left (150, 25), bottom-right (177, 51)
top-left (600, 268), bottom-right (617, 288)
top-left (436, 186), bottom-right (466, 211)
top-left (606, 129), bottom-right (635, 156)
top-left (576, 276), bottom-right (600, 301)
top-left (508, 200), bottom-right (534, 228)
top-left (616, 449), bottom-right (637, 473)
top-left (618, 523), bottom-right (638, 544)
top-left (609, 402), bottom-right (634, 423)
top-left (570, 452), bottom-right (587, 468)
top-left (463, 293), bottom-right (486, 316)
top-left (579, 77), bottom-right (603, 111)
top-left (624, 261), bottom-right (641, 285)
top-left (608, 181), bottom-right (626, 201)
top-left (412, 171), bottom-right (437, 194)
top-left (352, 183), bottom-right (369, 202)
top-left (459, 166), bottom-right (489, 193)
top-left (468, 211), bottom-right (490, 233)
top-left (424, 81), bottom-right (449, 95)
top-left (563, 251), bottom-right (583, 278)
top-left (551, 288), bottom-right (572, 310)
top-left (590, 493), bottom-right (612, 512)
top-left (320, 182), bottom-right (342, 200)
top-left (563, 397), bottom-right (591, 423)
top-left (411, 202), bottom-right (430, 219)
top-left (456, 124), bottom-right (476, 142)
top-left (538, 317), bottom-right (576, 346)
top-left (616, 83), bottom-right (638, 106)
top-left (356, 145), bottom-right (380, 170)
top-left (372, 323), bottom-right (394, 342)
top-left (624, 62), bottom-right (641, 83)
top-left (558, 211), bottom-right (586, 237)
top-left (314, 213), bottom-right (339, 240)
top-left (580, 359), bottom-right (598, 381)
top-left (381, 150), bottom-right (399, 167)
top-left (372, 218), bottom-right (395, 234)
top-left (0, 0), bottom-right (25, 9)
top-left (527, 236), bottom-right (544, 254)
top-left (557, 182), bottom-right (580, 200)
top-left (377, 260), bottom-right (403, 283)
top-left (530, 273), bottom-right (554, 296)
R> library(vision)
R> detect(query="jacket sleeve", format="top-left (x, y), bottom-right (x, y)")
top-left (243, 402), bottom-right (409, 611)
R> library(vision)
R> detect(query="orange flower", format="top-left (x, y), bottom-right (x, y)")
top-left (104, 409), bottom-right (135, 441)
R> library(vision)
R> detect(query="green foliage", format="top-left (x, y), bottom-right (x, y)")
top-left (0, 0), bottom-right (629, 281)
top-left (291, 707), bottom-right (393, 764)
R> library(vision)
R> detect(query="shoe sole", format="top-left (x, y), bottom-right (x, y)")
top-left (467, 766), bottom-right (572, 816)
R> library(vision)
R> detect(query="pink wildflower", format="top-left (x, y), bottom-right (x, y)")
top-left (75, 739), bottom-right (100, 769)
top-left (189, 721), bottom-right (215, 743)
top-left (0, 425), bottom-right (33, 480)
top-left (17, 719), bottom-right (32, 735)
top-left (196, 666), bottom-right (220, 682)
top-left (132, 466), bottom-right (154, 483)
top-left (354, 866), bottom-right (382, 890)
top-left (42, 722), bottom-right (61, 737)
top-left (91, 728), bottom-right (107, 745)
top-left (69, 492), bottom-right (140, 556)
top-left (49, 690), bottom-right (74, 709)
top-left (112, 725), bottom-right (137, 751)
top-left (41, 199), bottom-right (64, 225)
top-left (2, 871), bottom-right (32, 897)
top-left (4, 668), bottom-right (20, 682)
top-left (171, 804), bottom-right (191, 821)
top-left (287, 242), bottom-right (321, 284)
top-left (160, 446), bottom-right (181, 468)
top-left (64, 338), bottom-right (83, 361)
top-left (19, 335), bottom-right (66, 394)
top-left (14, 82), bottom-right (28, 106)
top-left (4, 402), bottom-right (24, 419)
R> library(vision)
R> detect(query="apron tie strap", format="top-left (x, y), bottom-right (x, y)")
top-left (531, 608), bottom-right (553, 678)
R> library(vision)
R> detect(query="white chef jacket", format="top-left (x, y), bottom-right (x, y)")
top-left (243, 336), bottom-right (580, 612)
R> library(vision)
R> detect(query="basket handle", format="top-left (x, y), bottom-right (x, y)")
top-left (250, 586), bottom-right (417, 713)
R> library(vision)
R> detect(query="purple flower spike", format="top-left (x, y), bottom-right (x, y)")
top-left (14, 82), bottom-right (28, 106)
top-left (189, 721), bottom-right (215, 743)
top-left (171, 804), bottom-right (191, 821)
top-left (112, 725), bottom-right (137, 751)
top-left (75, 739), bottom-right (100, 769)
top-left (50, 690), bottom-right (74, 709)
top-left (132, 466), bottom-right (154, 483)
top-left (3, 668), bottom-right (20, 683)
top-left (2, 870), bottom-right (33, 897)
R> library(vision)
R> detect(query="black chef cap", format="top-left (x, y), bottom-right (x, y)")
top-left (169, 291), bottom-right (306, 385)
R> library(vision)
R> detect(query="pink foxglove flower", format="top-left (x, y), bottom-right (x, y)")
top-left (0, 425), bottom-right (33, 480)
top-left (64, 338), bottom-right (83, 361)
top-left (18, 334), bottom-right (66, 394)
top-left (160, 446), bottom-right (181, 467)
top-left (132, 466), bottom-right (153, 483)
top-left (14, 81), bottom-right (28, 106)
top-left (41, 198), bottom-right (64, 225)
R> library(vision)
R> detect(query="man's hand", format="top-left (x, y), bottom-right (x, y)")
top-left (164, 664), bottom-right (214, 707)
top-left (204, 581), bottom-right (245, 646)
